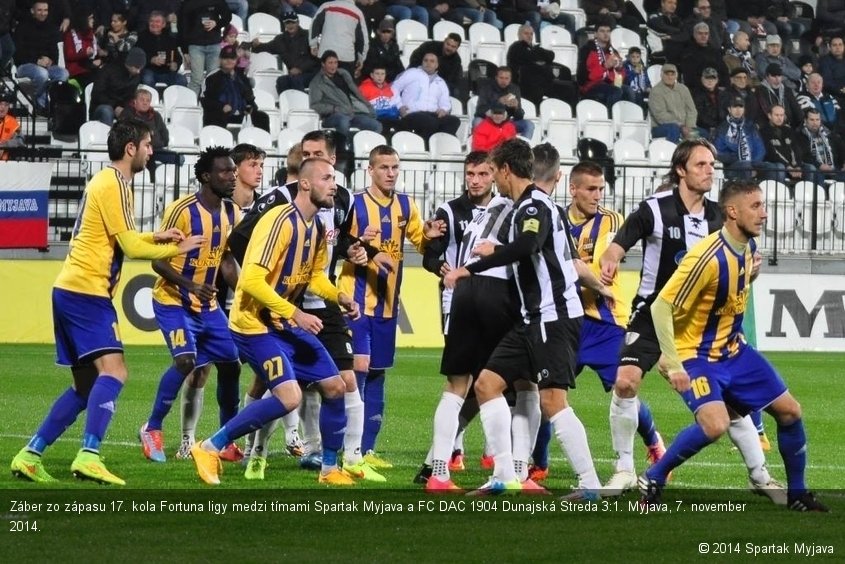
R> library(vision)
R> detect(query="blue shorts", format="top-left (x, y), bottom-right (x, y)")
top-left (680, 346), bottom-right (789, 416)
top-left (232, 328), bottom-right (339, 390)
top-left (349, 314), bottom-right (398, 369)
top-left (53, 288), bottom-right (123, 367)
top-left (577, 318), bottom-right (624, 392)
top-left (153, 302), bottom-right (239, 368)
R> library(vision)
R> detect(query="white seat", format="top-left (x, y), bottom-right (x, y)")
top-left (582, 122), bottom-right (615, 147)
top-left (474, 44), bottom-right (504, 65)
top-left (612, 100), bottom-right (650, 146)
top-left (794, 181), bottom-right (833, 250)
top-left (199, 125), bottom-right (234, 149)
top-left (759, 180), bottom-right (797, 250)
top-left (469, 22), bottom-right (503, 59)
top-left (430, 132), bottom-right (463, 158)
top-left (249, 52), bottom-right (280, 73)
top-left (286, 109), bottom-right (320, 132)
top-left (253, 69), bottom-right (283, 98)
top-left (163, 85), bottom-right (198, 119)
top-left (353, 130), bottom-right (388, 162)
top-left (466, 95), bottom-right (478, 122)
top-left (613, 139), bottom-right (647, 161)
top-left (79, 120), bottom-right (110, 150)
top-left (576, 99), bottom-right (613, 143)
top-left (297, 14), bottom-right (312, 30)
top-left (540, 26), bottom-right (572, 48)
top-left (391, 131), bottom-right (427, 154)
top-left (520, 99), bottom-right (541, 144)
top-left (396, 19), bottom-right (429, 49)
top-left (433, 20), bottom-right (465, 41)
top-left (279, 89), bottom-right (310, 115)
top-left (551, 44), bottom-right (577, 71)
top-left (278, 128), bottom-right (304, 153)
top-left (230, 14), bottom-right (244, 32)
top-left (539, 98), bottom-right (573, 135)
top-left (829, 182), bottom-right (845, 239)
top-left (648, 138), bottom-right (677, 165)
top-left (169, 107), bottom-right (203, 139)
top-left (458, 41), bottom-right (472, 72)
top-left (84, 83), bottom-right (94, 121)
top-left (545, 121), bottom-right (578, 162)
top-left (503, 23), bottom-right (521, 47)
top-left (610, 27), bottom-right (644, 60)
top-left (253, 89), bottom-right (281, 134)
top-left (450, 96), bottom-right (465, 117)
top-left (647, 64), bottom-right (662, 88)
top-left (167, 124), bottom-right (197, 150)
top-left (401, 39), bottom-right (425, 70)
top-left (248, 12), bottom-right (281, 41)
top-left (238, 126), bottom-right (274, 149)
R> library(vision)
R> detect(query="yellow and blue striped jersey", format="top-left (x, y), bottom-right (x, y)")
top-left (152, 193), bottom-right (239, 313)
top-left (658, 230), bottom-right (756, 362)
top-left (338, 190), bottom-right (428, 318)
top-left (229, 204), bottom-right (329, 334)
top-left (568, 205), bottom-right (630, 327)
top-left (54, 167), bottom-right (136, 298)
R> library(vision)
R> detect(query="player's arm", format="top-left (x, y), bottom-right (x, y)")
top-left (151, 259), bottom-right (213, 301)
top-left (650, 297), bottom-right (687, 392)
top-left (407, 197), bottom-right (446, 254)
top-left (422, 207), bottom-right (450, 276)
top-left (599, 205), bottom-right (653, 284)
top-left (218, 251), bottom-right (240, 290)
top-left (240, 262), bottom-right (297, 319)
top-left (307, 241), bottom-right (340, 303)
top-left (574, 258), bottom-right (615, 308)
top-left (117, 230), bottom-right (202, 260)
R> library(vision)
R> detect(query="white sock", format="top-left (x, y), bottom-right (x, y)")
top-left (454, 424), bottom-right (466, 453)
top-left (609, 390), bottom-right (638, 473)
top-left (431, 392), bottom-right (464, 478)
top-left (344, 391), bottom-right (365, 465)
top-left (300, 388), bottom-right (322, 455)
top-left (479, 397), bottom-right (516, 483)
top-left (728, 415), bottom-right (771, 484)
top-left (253, 418), bottom-right (281, 457)
top-left (424, 446), bottom-right (433, 466)
top-left (181, 385), bottom-right (204, 443)
top-left (512, 389), bottom-right (540, 481)
top-left (242, 392), bottom-right (259, 455)
top-left (281, 408), bottom-right (300, 444)
top-left (551, 407), bottom-right (601, 490)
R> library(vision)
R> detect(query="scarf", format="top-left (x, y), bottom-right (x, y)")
top-left (623, 61), bottom-right (649, 93)
top-left (802, 125), bottom-right (835, 167)
top-left (594, 40), bottom-right (618, 82)
top-left (762, 81), bottom-right (785, 108)
top-left (726, 116), bottom-right (750, 161)
top-left (726, 45), bottom-right (753, 73)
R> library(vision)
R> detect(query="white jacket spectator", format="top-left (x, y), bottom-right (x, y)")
top-left (390, 52), bottom-right (460, 138)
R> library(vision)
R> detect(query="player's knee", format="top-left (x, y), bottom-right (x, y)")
top-left (614, 367), bottom-right (642, 397)
top-left (174, 355), bottom-right (197, 377)
top-left (770, 396), bottom-right (802, 426)
top-left (216, 361), bottom-right (241, 380)
top-left (474, 371), bottom-right (505, 402)
top-left (273, 381), bottom-right (302, 412)
top-left (445, 375), bottom-right (472, 397)
top-left (340, 370), bottom-right (358, 392)
top-left (353, 356), bottom-right (369, 373)
top-left (319, 376), bottom-right (346, 399)
top-left (697, 410), bottom-right (730, 439)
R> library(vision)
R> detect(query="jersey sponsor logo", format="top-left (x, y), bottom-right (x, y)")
top-left (381, 214), bottom-right (391, 223)
top-left (213, 225), bottom-right (220, 232)
top-left (523, 218), bottom-right (540, 233)
top-left (397, 216), bottom-right (407, 228)
top-left (624, 331), bottom-right (640, 345)
top-left (620, 356), bottom-right (639, 363)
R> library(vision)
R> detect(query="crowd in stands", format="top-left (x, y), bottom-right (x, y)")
top-left (0, 0), bottom-right (844, 182)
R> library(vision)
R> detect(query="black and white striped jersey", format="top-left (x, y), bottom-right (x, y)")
top-left (613, 188), bottom-right (723, 306)
top-left (459, 195), bottom-right (514, 280)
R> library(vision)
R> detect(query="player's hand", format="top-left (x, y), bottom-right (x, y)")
top-left (360, 225), bottom-right (380, 243)
top-left (177, 235), bottom-right (206, 254)
top-left (667, 370), bottom-right (691, 393)
top-left (439, 262), bottom-right (452, 277)
top-left (292, 309), bottom-right (324, 334)
top-left (372, 252), bottom-right (396, 274)
top-left (596, 284), bottom-right (616, 310)
top-left (346, 241), bottom-right (368, 266)
top-left (424, 218), bottom-right (447, 239)
top-left (599, 255), bottom-right (619, 286)
top-left (471, 240), bottom-right (497, 257)
top-left (192, 283), bottom-right (217, 301)
top-left (751, 251), bottom-right (762, 279)
top-left (443, 266), bottom-right (470, 289)
top-left (338, 293), bottom-right (360, 321)
top-left (154, 228), bottom-right (186, 243)
top-left (657, 355), bottom-right (670, 378)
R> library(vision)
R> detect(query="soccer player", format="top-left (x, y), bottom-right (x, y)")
top-left (529, 155), bottom-right (666, 485)
top-left (191, 157), bottom-right (361, 486)
top-left (420, 151), bottom-right (520, 491)
top-left (337, 145), bottom-right (445, 468)
top-left (10, 120), bottom-right (204, 485)
top-left (642, 179), bottom-right (828, 512)
top-left (139, 146), bottom-right (242, 463)
top-left (445, 139), bottom-right (601, 497)
top-left (599, 139), bottom-right (783, 501)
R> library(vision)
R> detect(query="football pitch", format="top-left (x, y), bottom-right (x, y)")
top-left (1, 344), bottom-right (842, 562)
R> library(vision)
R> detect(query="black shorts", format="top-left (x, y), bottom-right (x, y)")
top-left (486, 317), bottom-right (582, 390)
top-left (440, 276), bottom-right (519, 377)
top-left (303, 304), bottom-right (353, 372)
top-left (618, 299), bottom-right (661, 375)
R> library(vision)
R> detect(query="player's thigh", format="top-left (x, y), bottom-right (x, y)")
top-left (52, 288), bottom-right (123, 368)
top-left (680, 357), bottom-right (730, 417)
top-left (484, 325), bottom-right (532, 388)
top-left (279, 327), bottom-right (341, 385)
top-left (440, 279), bottom-right (487, 376)
top-left (368, 316), bottom-right (398, 370)
top-left (348, 314), bottom-right (373, 358)
top-left (231, 331), bottom-right (295, 390)
top-left (618, 306), bottom-right (662, 376)
top-left (578, 319), bottom-right (624, 392)
top-left (193, 308), bottom-right (240, 367)
top-left (722, 347), bottom-right (790, 417)
top-left (153, 301), bottom-right (199, 359)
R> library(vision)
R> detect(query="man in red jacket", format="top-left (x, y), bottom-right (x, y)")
top-left (471, 104), bottom-right (517, 151)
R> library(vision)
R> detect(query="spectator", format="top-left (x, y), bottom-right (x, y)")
top-left (221, 25), bottom-right (249, 75)
top-left (356, 0), bottom-right (389, 33)
top-left (409, 34), bottom-right (464, 99)
top-left (622, 46), bottom-right (650, 108)
top-left (310, 0), bottom-right (368, 77)
top-left (474, 66), bottom-right (534, 140)
top-left (201, 45), bottom-right (269, 130)
top-left (577, 18), bottom-right (627, 109)
top-left (733, 6), bottom-right (777, 41)
top-left (392, 52), bottom-right (461, 137)
top-left (814, 0), bottom-right (845, 37)
top-left (647, 0), bottom-right (685, 62)
top-left (308, 50), bottom-right (382, 138)
top-left (136, 10), bottom-right (187, 88)
top-left (713, 95), bottom-right (774, 180)
top-left (0, 0), bottom-right (15, 73)
top-left (472, 103), bottom-right (517, 150)
top-left (224, 0), bottom-right (248, 22)
top-left (120, 88), bottom-right (183, 182)
top-left (797, 108), bottom-right (845, 182)
top-left (90, 47), bottom-right (145, 124)
top-left (95, 1), bottom-right (141, 32)
top-left (100, 11), bottom-right (137, 63)
top-left (277, 0), bottom-right (319, 18)
top-left (797, 55), bottom-right (815, 95)
top-left (358, 64), bottom-right (402, 130)
top-left (361, 17), bottom-right (405, 82)
top-left (819, 36), bottom-right (845, 104)
top-left (678, 21), bottom-right (729, 87)
top-left (180, 0), bottom-right (231, 95)
top-left (691, 66), bottom-right (722, 138)
top-left (0, 93), bottom-right (23, 160)
top-left (648, 62), bottom-right (701, 142)
top-left (582, 0), bottom-right (644, 31)
top-left (754, 63), bottom-right (803, 128)
top-left (136, 1), bottom-right (180, 31)
top-left (506, 23), bottom-right (576, 107)
top-left (448, 1), bottom-right (503, 28)
top-left (681, 0), bottom-right (727, 50)
top-left (754, 35), bottom-right (801, 92)
top-left (719, 67), bottom-right (757, 123)
top-left (767, 0), bottom-right (804, 42)
top-left (797, 73), bottom-right (845, 136)
top-left (252, 11), bottom-right (319, 94)
top-left (760, 104), bottom-right (817, 186)
top-left (385, 1), bottom-right (431, 28)
top-left (495, 1), bottom-right (575, 38)
top-left (723, 31), bottom-right (759, 87)
top-left (63, 11), bottom-right (106, 90)
top-left (13, 1), bottom-right (69, 112)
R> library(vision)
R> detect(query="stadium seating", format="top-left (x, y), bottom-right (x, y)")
top-left (199, 125), bottom-right (234, 149)
top-left (795, 181), bottom-right (834, 251)
top-left (612, 100), bottom-right (650, 147)
top-left (760, 180), bottom-right (798, 251)
top-left (167, 125), bottom-right (198, 151)
top-left (277, 128), bottom-right (304, 153)
top-left (248, 12), bottom-right (281, 42)
top-left (163, 85), bottom-right (198, 120)
top-left (433, 20), bottom-right (465, 40)
top-left (396, 19), bottom-right (429, 49)
top-left (238, 126), bottom-right (274, 150)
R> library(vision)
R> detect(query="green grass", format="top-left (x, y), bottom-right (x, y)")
top-left (1, 345), bottom-right (843, 562)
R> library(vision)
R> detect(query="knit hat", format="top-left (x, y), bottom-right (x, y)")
top-left (125, 48), bottom-right (147, 69)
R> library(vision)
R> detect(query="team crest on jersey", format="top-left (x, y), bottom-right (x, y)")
top-left (536, 369), bottom-right (549, 383)
top-left (525, 206), bottom-right (538, 216)
top-left (381, 214), bottom-right (391, 223)
top-left (674, 250), bottom-right (686, 264)
top-left (625, 332), bottom-right (640, 345)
